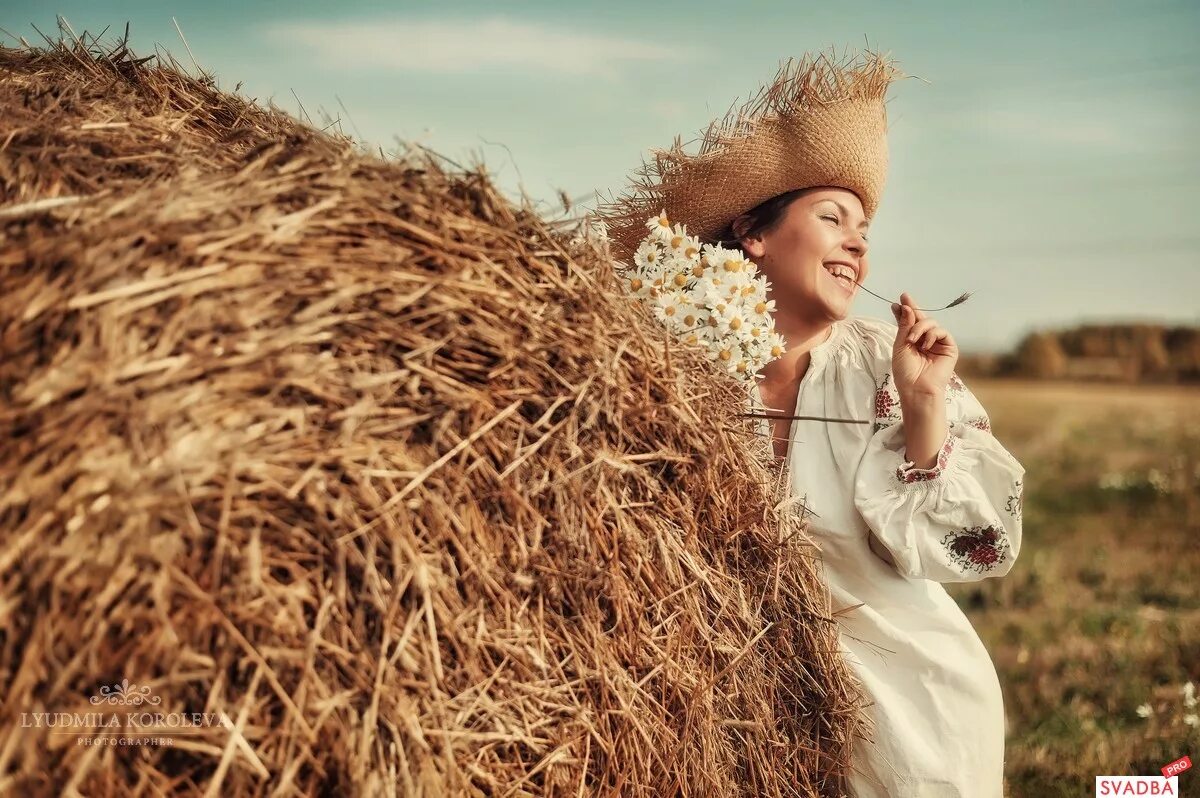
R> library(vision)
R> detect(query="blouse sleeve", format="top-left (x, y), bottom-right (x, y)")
top-left (852, 368), bottom-right (1026, 583)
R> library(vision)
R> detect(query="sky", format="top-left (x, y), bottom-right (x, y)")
top-left (6, 1), bottom-right (1199, 353)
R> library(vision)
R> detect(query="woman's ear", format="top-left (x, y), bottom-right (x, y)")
top-left (741, 237), bottom-right (765, 259)
top-left (730, 215), bottom-right (765, 259)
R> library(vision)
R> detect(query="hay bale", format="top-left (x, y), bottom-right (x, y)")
top-left (0, 32), bottom-right (870, 797)
top-left (1013, 332), bottom-right (1068, 380)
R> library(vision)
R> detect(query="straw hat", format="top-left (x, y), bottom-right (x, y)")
top-left (590, 47), bottom-right (906, 265)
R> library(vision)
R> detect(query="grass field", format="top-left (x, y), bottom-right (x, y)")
top-left (952, 378), bottom-right (1200, 796)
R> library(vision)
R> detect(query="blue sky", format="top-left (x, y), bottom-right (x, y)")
top-left (6, 1), bottom-right (1198, 352)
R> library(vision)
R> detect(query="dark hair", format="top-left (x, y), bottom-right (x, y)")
top-left (711, 187), bottom-right (812, 249)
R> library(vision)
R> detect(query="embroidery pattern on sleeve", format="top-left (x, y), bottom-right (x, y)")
top-left (964, 416), bottom-right (993, 433)
top-left (941, 525), bottom-right (1010, 573)
top-left (945, 372), bottom-right (969, 405)
top-left (1005, 479), bottom-right (1023, 521)
top-left (895, 434), bottom-right (957, 484)
top-left (873, 372), bottom-right (902, 434)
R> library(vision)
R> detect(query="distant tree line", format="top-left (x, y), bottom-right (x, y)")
top-left (956, 323), bottom-right (1200, 383)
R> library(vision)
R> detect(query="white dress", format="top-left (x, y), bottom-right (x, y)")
top-left (748, 315), bottom-right (1026, 798)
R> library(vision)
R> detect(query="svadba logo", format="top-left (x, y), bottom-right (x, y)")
top-left (1095, 776), bottom-right (1179, 795)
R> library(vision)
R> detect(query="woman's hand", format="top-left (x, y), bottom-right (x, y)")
top-left (891, 291), bottom-right (959, 398)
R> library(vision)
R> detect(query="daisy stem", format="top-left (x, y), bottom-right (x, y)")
top-left (740, 412), bottom-right (869, 424)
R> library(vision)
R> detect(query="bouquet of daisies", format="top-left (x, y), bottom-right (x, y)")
top-left (617, 210), bottom-right (787, 384)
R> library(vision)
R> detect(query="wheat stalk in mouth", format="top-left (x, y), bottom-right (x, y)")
top-left (855, 279), bottom-right (973, 312)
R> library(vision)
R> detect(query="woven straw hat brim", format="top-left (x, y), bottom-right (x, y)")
top-left (590, 47), bottom-right (906, 265)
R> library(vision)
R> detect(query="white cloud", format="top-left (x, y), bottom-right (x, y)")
top-left (974, 107), bottom-right (1125, 148)
top-left (264, 15), bottom-right (693, 78)
top-left (650, 99), bottom-right (689, 120)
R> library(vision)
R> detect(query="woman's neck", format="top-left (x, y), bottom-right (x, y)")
top-left (759, 319), bottom-right (833, 387)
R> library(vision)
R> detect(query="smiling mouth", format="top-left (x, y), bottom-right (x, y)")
top-left (824, 268), bottom-right (857, 294)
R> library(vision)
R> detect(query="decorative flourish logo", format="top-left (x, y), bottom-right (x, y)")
top-left (90, 678), bottom-right (162, 707)
top-left (22, 676), bottom-right (223, 747)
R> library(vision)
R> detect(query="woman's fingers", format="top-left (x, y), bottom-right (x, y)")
top-left (917, 325), bottom-right (954, 352)
top-left (900, 292), bottom-right (926, 324)
top-left (896, 294), bottom-right (956, 352)
top-left (905, 318), bottom-right (938, 345)
top-left (905, 320), bottom-right (951, 352)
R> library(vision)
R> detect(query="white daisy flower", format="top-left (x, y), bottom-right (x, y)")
top-left (1136, 703), bottom-right (1154, 718)
top-left (659, 262), bottom-right (690, 293)
top-left (651, 289), bottom-right (691, 331)
top-left (716, 249), bottom-right (751, 277)
top-left (645, 210), bottom-right (674, 244)
top-left (766, 330), bottom-right (787, 360)
top-left (743, 322), bottom-right (770, 344)
top-left (700, 243), bottom-right (734, 270)
top-left (623, 271), bottom-right (653, 299)
top-left (666, 228), bottom-right (702, 262)
top-left (690, 278), bottom-right (727, 308)
top-left (634, 239), bottom-right (664, 270)
top-left (645, 208), bottom-right (671, 234)
top-left (716, 306), bottom-right (749, 338)
top-left (749, 296), bottom-right (778, 318)
top-left (746, 349), bottom-right (769, 374)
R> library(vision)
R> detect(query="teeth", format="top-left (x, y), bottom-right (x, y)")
top-left (825, 266), bottom-right (855, 288)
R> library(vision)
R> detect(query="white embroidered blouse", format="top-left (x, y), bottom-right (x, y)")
top-left (748, 315), bottom-right (1026, 798)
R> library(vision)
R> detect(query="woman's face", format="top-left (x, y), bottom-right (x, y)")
top-left (736, 187), bottom-right (870, 323)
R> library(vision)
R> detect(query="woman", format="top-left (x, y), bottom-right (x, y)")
top-left (592, 49), bottom-right (1026, 797)
top-left (730, 184), bottom-right (1025, 797)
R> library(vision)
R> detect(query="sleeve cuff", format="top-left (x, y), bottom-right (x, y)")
top-left (895, 428), bottom-right (958, 485)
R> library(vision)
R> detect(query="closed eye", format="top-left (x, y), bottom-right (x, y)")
top-left (823, 213), bottom-right (869, 242)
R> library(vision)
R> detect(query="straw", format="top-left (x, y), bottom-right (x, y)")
top-left (0, 27), bottom-right (873, 797)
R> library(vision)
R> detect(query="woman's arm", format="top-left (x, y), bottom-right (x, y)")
top-left (899, 389), bottom-right (948, 470)
top-left (853, 379), bottom-right (1026, 583)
